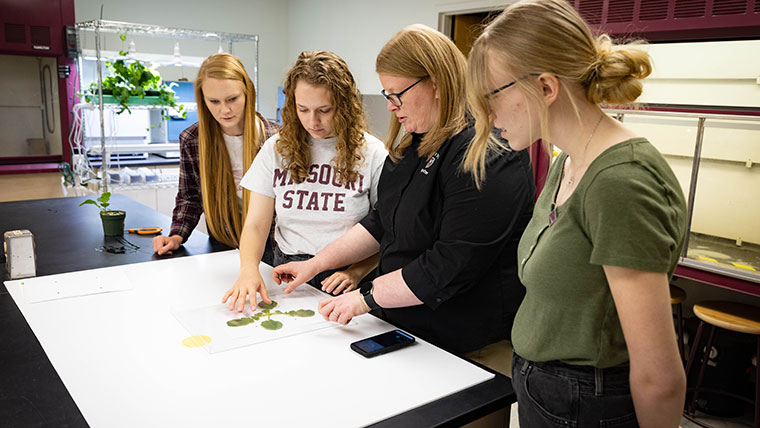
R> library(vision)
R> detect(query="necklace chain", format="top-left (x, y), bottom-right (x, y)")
top-left (566, 113), bottom-right (604, 186)
top-left (549, 113), bottom-right (605, 227)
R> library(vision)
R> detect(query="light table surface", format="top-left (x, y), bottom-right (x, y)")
top-left (0, 195), bottom-right (515, 427)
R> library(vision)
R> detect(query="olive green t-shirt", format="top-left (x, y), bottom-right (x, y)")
top-left (512, 138), bottom-right (687, 368)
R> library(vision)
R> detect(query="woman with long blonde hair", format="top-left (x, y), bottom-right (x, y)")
top-left (222, 51), bottom-right (386, 310)
top-left (153, 53), bottom-right (278, 254)
top-left (468, 0), bottom-right (687, 426)
top-left (272, 25), bottom-right (534, 375)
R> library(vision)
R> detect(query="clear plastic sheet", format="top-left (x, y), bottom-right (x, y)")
top-left (172, 284), bottom-right (341, 353)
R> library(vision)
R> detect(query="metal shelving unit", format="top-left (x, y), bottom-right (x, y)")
top-left (74, 19), bottom-right (259, 192)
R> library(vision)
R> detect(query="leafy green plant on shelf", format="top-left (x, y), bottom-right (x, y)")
top-left (84, 32), bottom-right (185, 123)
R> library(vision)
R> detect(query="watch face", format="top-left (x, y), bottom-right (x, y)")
top-left (362, 282), bottom-right (374, 297)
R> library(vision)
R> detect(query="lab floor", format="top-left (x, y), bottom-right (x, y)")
top-left (681, 411), bottom-right (754, 428)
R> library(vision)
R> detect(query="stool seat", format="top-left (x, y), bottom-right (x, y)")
top-left (670, 285), bottom-right (686, 305)
top-left (686, 300), bottom-right (760, 428)
top-left (693, 301), bottom-right (760, 335)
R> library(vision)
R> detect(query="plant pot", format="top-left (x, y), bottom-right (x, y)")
top-left (98, 94), bottom-right (164, 106)
top-left (100, 210), bottom-right (126, 236)
top-left (98, 89), bottom-right (159, 96)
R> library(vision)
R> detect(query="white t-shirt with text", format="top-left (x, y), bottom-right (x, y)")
top-left (240, 132), bottom-right (387, 256)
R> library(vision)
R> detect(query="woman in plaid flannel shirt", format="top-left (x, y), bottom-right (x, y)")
top-left (153, 53), bottom-right (279, 256)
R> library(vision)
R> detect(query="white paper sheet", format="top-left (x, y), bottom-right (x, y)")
top-left (7, 265), bottom-right (133, 303)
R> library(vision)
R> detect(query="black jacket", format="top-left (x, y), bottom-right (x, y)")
top-left (360, 126), bottom-right (535, 354)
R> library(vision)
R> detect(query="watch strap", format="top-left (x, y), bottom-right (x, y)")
top-left (362, 282), bottom-right (381, 311)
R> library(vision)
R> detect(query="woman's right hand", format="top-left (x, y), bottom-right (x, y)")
top-left (152, 235), bottom-right (183, 255)
top-left (222, 268), bottom-right (271, 312)
top-left (272, 260), bottom-right (320, 294)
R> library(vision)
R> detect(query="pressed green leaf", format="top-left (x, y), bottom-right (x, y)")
top-left (227, 317), bottom-right (253, 327)
top-left (257, 300), bottom-right (278, 310)
top-left (294, 309), bottom-right (315, 317)
top-left (261, 320), bottom-right (283, 330)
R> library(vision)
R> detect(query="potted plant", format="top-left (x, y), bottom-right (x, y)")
top-left (79, 192), bottom-right (126, 236)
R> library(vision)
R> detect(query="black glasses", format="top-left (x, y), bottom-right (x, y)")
top-left (381, 78), bottom-right (424, 107)
top-left (486, 80), bottom-right (518, 99)
top-left (485, 74), bottom-right (540, 100)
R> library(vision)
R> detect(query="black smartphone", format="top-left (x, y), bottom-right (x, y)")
top-left (350, 329), bottom-right (416, 358)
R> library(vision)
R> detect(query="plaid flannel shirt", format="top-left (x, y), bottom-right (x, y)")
top-left (170, 112), bottom-right (279, 242)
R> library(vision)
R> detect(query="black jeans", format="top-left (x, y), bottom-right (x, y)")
top-left (272, 245), bottom-right (348, 296)
top-left (512, 353), bottom-right (638, 428)
top-left (261, 235), bottom-right (275, 266)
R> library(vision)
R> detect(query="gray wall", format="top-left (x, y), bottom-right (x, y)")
top-left (74, 0), bottom-right (454, 122)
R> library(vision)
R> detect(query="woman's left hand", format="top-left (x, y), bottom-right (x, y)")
top-left (318, 290), bottom-right (369, 325)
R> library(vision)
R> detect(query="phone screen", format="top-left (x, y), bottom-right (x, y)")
top-left (351, 329), bottom-right (415, 358)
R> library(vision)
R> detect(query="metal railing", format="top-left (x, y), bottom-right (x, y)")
top-left (604, 106), bottom-right (760, 284)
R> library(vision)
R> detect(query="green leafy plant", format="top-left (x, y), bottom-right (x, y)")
top-left (227, 300), bottom-right (316, 331)
top-left (84, 32), bottom-right (186, 122)
top-left (79, 191), bottom-right (115, 213)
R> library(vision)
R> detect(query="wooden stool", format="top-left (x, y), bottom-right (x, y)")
top-left (670, 284), bottom-right (687, 362)
top-left (684, 301), bottom-right (760, 428)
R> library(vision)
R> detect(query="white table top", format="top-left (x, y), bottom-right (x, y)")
top-left (5, 250), bottom-right (493, 427)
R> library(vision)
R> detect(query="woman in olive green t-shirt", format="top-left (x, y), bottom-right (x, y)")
top-left (466, 1), bottom-right (687, 427)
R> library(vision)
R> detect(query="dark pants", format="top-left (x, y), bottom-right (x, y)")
top-left (261, 235), bottom-right (275, 266)
top-left (272, 245), bottom-right (348, 296)
top-left (512, 353), bottom-right (638, 428)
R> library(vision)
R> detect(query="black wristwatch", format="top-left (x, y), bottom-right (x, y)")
top-left (361, 282), bottom-right (381, 311)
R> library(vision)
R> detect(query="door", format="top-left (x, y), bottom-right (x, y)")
top-left (0, 54), bottom-right (62, 157)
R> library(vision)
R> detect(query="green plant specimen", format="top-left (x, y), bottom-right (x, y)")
top-left (226, 300), bottom-right (316, 330)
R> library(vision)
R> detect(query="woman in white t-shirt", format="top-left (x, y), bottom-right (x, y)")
top-left (223, 51), bottom-right (387, 312)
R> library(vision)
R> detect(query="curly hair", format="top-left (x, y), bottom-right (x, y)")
top-left (195, 53), bottom-right (262, 248)
top-left (277, 51), bottom-right (367, 185)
